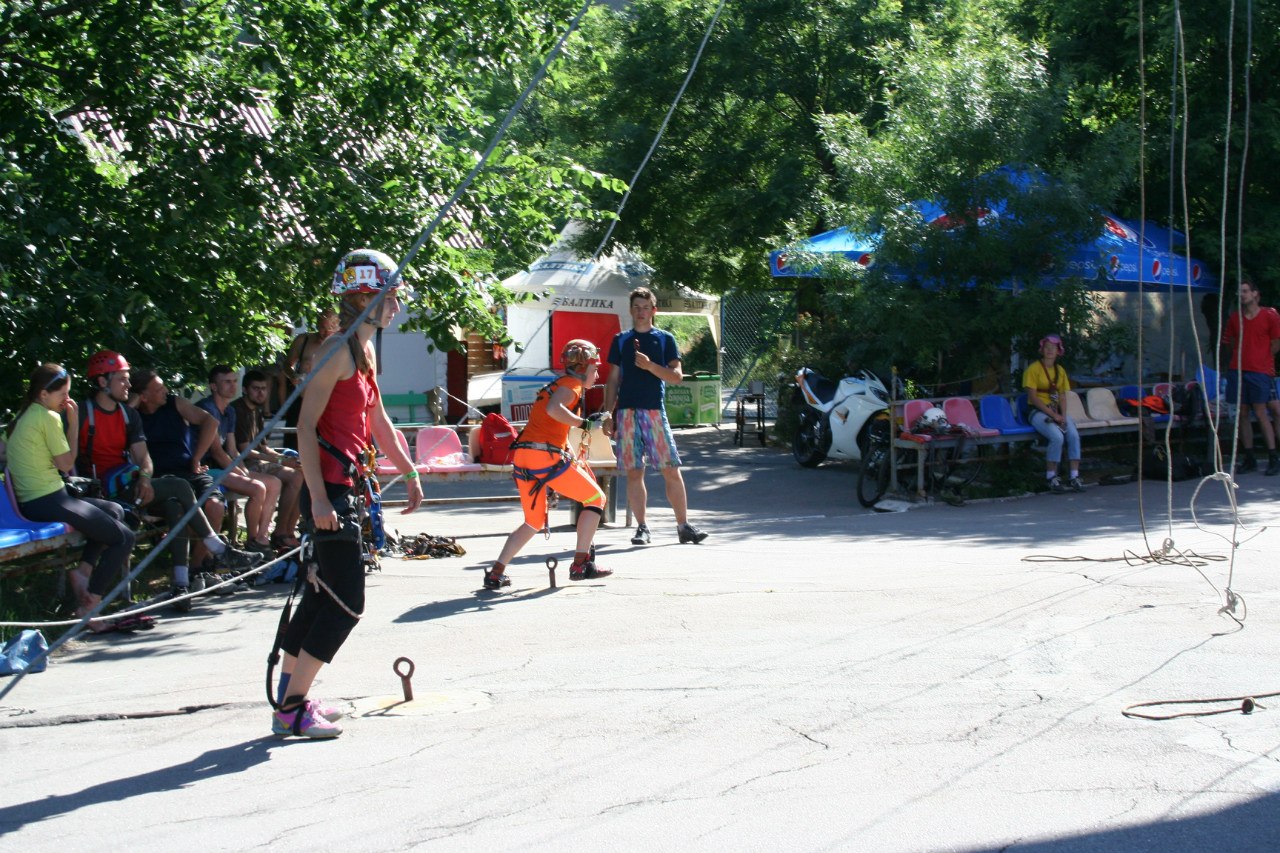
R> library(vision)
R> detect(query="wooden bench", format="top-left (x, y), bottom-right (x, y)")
top-left (376, 424), bottom-right (622, 524)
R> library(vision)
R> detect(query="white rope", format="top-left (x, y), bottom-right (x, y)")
top-left (0, 3), bottom-right (595, 702)
top-left (505, 0), bottom-right (729, 373)
top-left (0, 546), bottom-right (301, 629)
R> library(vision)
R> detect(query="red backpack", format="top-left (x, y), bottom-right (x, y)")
top-left (478, 412), bottom-right (517, 464)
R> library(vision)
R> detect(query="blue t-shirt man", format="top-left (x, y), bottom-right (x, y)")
top-left (607, 327), bottom-right (680, 411)
top-left (601, 286), bottom-right (709, 547)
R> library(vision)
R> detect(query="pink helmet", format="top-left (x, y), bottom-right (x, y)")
top-left (87, 350), bottom-right (130, 379)
top-left (1039, 334), bottom-right (1064, 355)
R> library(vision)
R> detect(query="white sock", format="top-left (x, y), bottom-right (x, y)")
top-left (203, 535), bottom-right (227, 555)
top-left (173, 565), bottom-right (190, 586)
top-left (1069, 469), bottom-right (1079, 479)
top-left (1046, 472), bottom-right (1057, 481)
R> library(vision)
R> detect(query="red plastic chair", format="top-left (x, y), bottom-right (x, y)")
top-left (942, 398), bottom-right (1000, 438)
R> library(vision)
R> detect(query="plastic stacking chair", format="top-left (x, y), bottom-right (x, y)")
top-left (374, 428), bottom-right (428, 476)
top-left (942, 398), bottom-right (1000, 438)
top-left (1084, 388), bottom-right (1139, 427)
top-left (413, 426), bottom-right (483, 473)
top-left (1062, 390), bottom-right (1106, 429)
top-left (978, 396), bottom-right (1034, 436)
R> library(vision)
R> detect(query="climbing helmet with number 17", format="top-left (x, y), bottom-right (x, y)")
top-left (331, 249), bottom-right (411, 298)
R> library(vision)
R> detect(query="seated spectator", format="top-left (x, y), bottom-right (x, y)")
top-left (77, 351), bottom-right (261, 612)
top-left (279, 307), bottom-right (339, 450)
top-left (130, 367), bottom-right (228, 570)
top-left (198, 366), bottom-right (282, 558)
top-left (7, 363), bottom-right (134, 631)
top-left (233, 369), bottom-right (303, 549)
top-left (1023, 334), bottom-right (1084, 493)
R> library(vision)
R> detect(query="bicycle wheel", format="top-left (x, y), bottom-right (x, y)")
top-left (856, 446), bottom-right (890, 507)
top-left (856, 413), bottom-right (893, 507)
top-left (928, 438), bottom-right (984, 494)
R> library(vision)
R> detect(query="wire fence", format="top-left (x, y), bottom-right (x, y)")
top-left (717, 288), bottom-right (797, 420)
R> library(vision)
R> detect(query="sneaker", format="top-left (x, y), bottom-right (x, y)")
top-left (1048, 476), bottom-right (1068, 494)
top-left (569, 559), bottom-right (612, 581)
top-left (247, 540), bottom-right (275, 557)
top-left (678, 523), bottom-right (709, 544)
top-left (1235, 456), bottom-right (1258, 475)
top-left (1069, 476), bottom-right (1086, 492)
top-left (169, 585), bottom-right (192, 613)
top-left (312, 699), bottom-right (344, 723)
top-left (214, 545), bottom-right (264, 571)
top-left (1267, 458), bottom-right (1280, 477)
top-left (483, 571), bottom-right (511, 591)
top-left (202, 571), bottom-right (245, 597)
top-left (272, 699), bottom-right (343, 739)
top-left (630, 524), bottom-right (651, 546)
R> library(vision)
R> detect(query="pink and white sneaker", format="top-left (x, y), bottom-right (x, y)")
top-left (272, 699), bottom-right (343, 739)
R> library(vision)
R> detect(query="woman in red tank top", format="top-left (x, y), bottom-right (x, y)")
top-left (270, 249), bottom-right (423, 740)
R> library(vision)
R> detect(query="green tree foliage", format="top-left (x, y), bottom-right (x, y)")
top-left (528, 0), bottom-right (927, 294)
top-left (1017, 0), bottom-right (1280, 290)
top-left (0, 0), bottom-right (606, 409)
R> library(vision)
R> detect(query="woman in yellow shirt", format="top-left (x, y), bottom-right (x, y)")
top-left (1022, 335), bottom-right (1084, 493)
top-left (7, 363), bottom-right (136, 627)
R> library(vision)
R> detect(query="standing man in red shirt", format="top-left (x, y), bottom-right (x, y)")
top-left (1220, 278), bottom-right (1280, 475)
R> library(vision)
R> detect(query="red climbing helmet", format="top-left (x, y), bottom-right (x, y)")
top-left (87, 350), bottom-right (130, 379)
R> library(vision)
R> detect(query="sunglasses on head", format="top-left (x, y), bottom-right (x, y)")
top-left (43, 368), bottom-right (69, 391)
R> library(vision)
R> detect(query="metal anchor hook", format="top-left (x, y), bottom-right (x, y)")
top-left (546, 556), bottom-right (558, 588)
top-left (393, 656), bottom-right (415, 702)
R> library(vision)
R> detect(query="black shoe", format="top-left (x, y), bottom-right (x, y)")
top-left (678, 523), bottom-right (709, 544)
top-left (1267, 458), bottom-right (1280, 477)
top-left (215, 545), bottom-right (264, 571)
top-left (631, 524), bottom-right (651, 546)
top-left (1236, 456), bottom-right (1258, 475)
top-left (170, 585), bottom-right (192, 613)
top-left (569, 560), bottom-right (612, 581)
top-left (483, 571), bottom-right (511, 590)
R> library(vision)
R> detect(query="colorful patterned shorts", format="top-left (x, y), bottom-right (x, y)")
top-left (615, 408), bottom-right (681, 470)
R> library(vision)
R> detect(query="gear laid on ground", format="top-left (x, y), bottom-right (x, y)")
top-left (391, 532), bottom-right (467, 560)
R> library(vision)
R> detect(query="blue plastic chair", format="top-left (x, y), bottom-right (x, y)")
top-left (980, 396), bottom-right (1035, 435)
top-left (1, 474), bottom-right (71, 543)
top-left (1012, 393), bottom-right (1032, 427)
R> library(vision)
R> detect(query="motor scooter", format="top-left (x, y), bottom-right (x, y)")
top-left (791, 367), bottom-right (891, 466)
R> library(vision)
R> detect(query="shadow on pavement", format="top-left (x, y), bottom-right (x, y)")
top-left (0, 738), bottom-right (289, 830)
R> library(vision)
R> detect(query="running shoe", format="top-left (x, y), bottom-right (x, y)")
top-left (630, 523), bottom-right (651, 546)
top-left (678, 523), bottom-right (709, 544)
top-left (272, 699), bottom-right (343, 739)
top-left (1048, 476), bottom-right (1068, 494)
top-left (169, 584), bottom-right (192, 613)
top-left (1069, 476), bottom-right (1085, 492)
top-left (215, 545), bottom-right (264, 571)
top-left (483, 571), bottom-right (511, 590)
top-left (569, 559), bottom-right (612, 581)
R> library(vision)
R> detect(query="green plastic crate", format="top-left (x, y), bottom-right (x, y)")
top-left (664, 374), bottom-right (721, 426)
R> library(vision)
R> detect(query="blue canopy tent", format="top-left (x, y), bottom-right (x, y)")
top-left (769, 169), bottom-right (1215, 293)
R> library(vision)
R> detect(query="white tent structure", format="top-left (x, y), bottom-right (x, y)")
top-left (502, 223), bottom-right (720, 376)
top-left (497, 223), bottom-right (720, 420)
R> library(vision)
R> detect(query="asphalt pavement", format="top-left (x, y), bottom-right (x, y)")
top-left (2, 426), bottom-right (1279, 851)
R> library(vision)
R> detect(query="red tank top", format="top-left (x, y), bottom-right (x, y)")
top-left (316, 368), bottom-right (379, 485)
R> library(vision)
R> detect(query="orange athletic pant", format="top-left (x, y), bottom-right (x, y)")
top-left (513, 447), bottom-right (605, 527)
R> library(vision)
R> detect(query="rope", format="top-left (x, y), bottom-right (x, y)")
top-left (0, 3), bottom-right (594, 703)
top-left (0, 546), bottom-right (301, 629)
top-left (505, 0), bottom-right (728, 373)
top-left (1123, 691), bottom-right (1276, 720)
